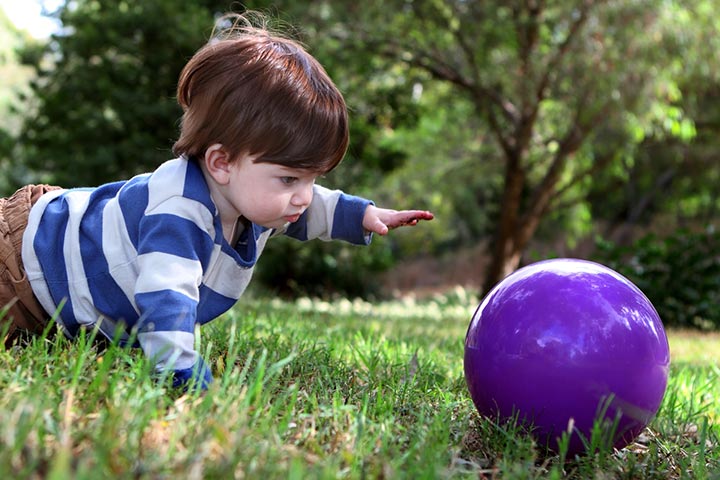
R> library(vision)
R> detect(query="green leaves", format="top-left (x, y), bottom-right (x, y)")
top-left (3, 0), bottom-right (719, 297)
top-left (16, 0), bottom-right (220, 187)
top-left (595, 226), bottom-right (720, 330)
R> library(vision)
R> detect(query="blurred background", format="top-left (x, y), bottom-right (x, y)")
top-left (1, 0), bottom-right (718, 329)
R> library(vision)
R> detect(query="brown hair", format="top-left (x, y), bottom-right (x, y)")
top-left (172, 15), bottom-right (349, 173)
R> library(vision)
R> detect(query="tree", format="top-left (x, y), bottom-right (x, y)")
top-left (589, 0), bottom-right (720, 236)
top-left (306, 0), bottom-right (703, 293)
top-left (15, 0), bottom-right (228, 187)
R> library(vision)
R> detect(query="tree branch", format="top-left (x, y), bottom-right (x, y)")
top-left (402, 47), bottom-right (519, 125)
top-left (514, 0), bottom-right (543, 112)
top-left (552, 148), bottom-right (617, 202)
top-left (535, 0), bottom-right (594, 103)
top-left (486, 104), bottom-right (516, 160)
top-left (446, 2), bottom-right (483, 93)
top-left (520, 95), bottom-right (615, 230)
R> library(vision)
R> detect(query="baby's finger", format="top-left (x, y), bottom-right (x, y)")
top-left (369, 217), bottom-right (389, 235)
top-left (394, 211), bottom-right (433, 227)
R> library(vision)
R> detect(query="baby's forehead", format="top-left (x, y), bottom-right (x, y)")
top-left (254, 160), bottom-right (323, 177)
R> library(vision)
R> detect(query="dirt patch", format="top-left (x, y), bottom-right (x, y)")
top-left (380, 243), bottom-right (488, 298)
top-left (380, 235), bottom-right (599, 299)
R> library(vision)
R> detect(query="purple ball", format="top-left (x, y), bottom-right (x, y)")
top-left (464, 258), bottom-right (670, 455)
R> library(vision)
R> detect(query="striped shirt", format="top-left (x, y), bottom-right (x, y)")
top-left (21, 157), bottom-right (372, 389)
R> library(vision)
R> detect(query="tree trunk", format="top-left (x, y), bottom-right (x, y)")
top-left (481, 150), bottom-right (526, 295)
top-left (483, 233), bottom-right (524, 295)
top-left (481, 144), bottom-right (577, 296)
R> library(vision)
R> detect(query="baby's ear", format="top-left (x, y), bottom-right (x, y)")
top-left (203, 143), bottom-right (232, 184)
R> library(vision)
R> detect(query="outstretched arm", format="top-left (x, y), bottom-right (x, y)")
top-left (362, 205), bottom-right (434, 236)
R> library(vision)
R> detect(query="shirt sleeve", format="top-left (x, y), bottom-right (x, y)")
top-left (283, 185), bottom-right (373, 245)
top-left (133, 196), bottom-right (216, 390)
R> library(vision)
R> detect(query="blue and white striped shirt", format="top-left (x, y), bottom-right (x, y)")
top-left (21, 157), bottom-right (372, 389)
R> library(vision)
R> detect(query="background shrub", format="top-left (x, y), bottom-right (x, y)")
top-left (594, 225), bottom-right (720, 330)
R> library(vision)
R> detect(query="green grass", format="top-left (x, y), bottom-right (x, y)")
top-left (1, 291), bottom-right (718, 479)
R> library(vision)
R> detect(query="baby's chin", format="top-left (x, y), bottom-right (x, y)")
top-left (255, 218), bottom-right (290, 230)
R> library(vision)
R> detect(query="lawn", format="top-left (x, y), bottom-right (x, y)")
top-left (0, 290), bottom-right (718, 479)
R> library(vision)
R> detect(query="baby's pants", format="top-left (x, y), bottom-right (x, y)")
top-left (0, 184), bottom-right (62, 346)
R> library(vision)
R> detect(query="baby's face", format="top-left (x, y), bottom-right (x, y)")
top-left (221, 156), bottom-right (316, 229)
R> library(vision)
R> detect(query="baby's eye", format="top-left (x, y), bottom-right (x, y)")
top-left (280, 176), bottom-right (298, 185)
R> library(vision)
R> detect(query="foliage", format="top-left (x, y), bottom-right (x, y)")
top-left (1, 298), bottom-right (719, 478)
top-left (5, 0), bottom-right (432, 297)
top-left (594, 225), bottom-right (720, 330)
top-left (13, 0), bottom-right (225, 188)
top-left (294, 0), bottom-right (720, 293)
top-left (583, 1), bottom-right (720, 231)
top-left (4, 0), bottom-right (720, 297)
top-left (253, 235), bottom-right (395, 299)
top-left (371, 83), bottom-right (502, 253)
top-left (0, 8), bottom-right (40, 193)
top-left (9, 0), bottom-right (427, 191)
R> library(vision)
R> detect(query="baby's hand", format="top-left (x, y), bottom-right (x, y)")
top-left (362, 205), bottom-right (434, 236)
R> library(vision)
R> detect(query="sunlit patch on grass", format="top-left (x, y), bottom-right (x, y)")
top-left (668, 330), bottom-right (720, 365)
